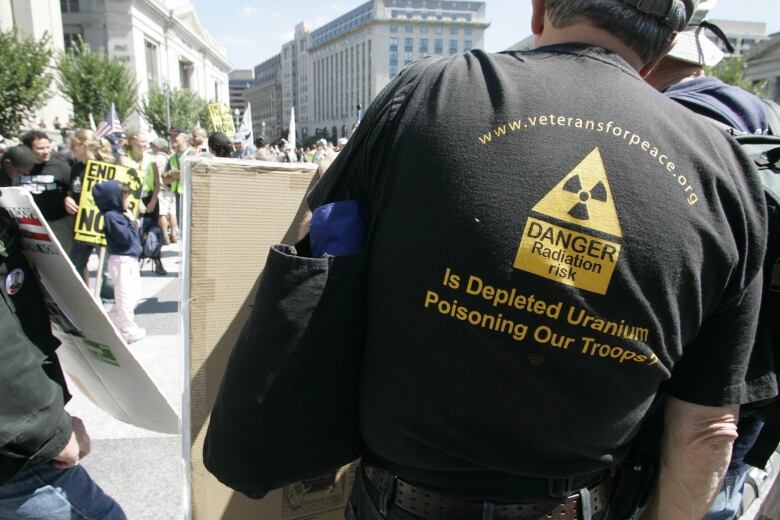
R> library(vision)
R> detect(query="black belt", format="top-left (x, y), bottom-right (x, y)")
top-left (363, 463), bottom-right (610, 520)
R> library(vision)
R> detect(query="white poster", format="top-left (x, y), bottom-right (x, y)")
top-left (0, 187), bottom-right (178, 434)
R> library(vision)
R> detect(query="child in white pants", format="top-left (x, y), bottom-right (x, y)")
top-left (92, 180), bottom-right (145, 343)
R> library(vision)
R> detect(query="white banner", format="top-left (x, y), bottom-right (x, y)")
top-left (0, 188), bottom-right (179, 434)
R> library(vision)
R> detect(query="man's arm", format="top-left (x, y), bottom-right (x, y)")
top-left (0, 293), bottom-right (73, 483)
top-left (641, 396), bottom-right (739, 520)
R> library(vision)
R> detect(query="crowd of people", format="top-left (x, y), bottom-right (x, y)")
top-left (0, 125), bottom-right (346, 343)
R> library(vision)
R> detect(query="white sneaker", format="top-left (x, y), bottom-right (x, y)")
top-left (124, 328), bottom-right (147, 343)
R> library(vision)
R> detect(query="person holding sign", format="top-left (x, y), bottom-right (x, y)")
top-left (66, 129), bottom-right (115, 282)
top-left (93, 180), bottom-right (145, 343)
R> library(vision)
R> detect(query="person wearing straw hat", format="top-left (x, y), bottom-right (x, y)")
top-left (645, 4), bottom-right (775, 519)
top-left (646, 0), bottom-right (771, 135)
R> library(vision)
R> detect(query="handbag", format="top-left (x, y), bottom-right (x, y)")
top-left (204, 57), bottom-right (443, 499)
top-left (202, 191), bottom-right (376, 499)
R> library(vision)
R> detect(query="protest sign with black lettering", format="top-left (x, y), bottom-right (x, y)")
top-left (0, 187), bottom-right (178, 434)
top-left (73, 160), bottom-right (144, 246)
top-left (207, 103), bottom-right (236, 135)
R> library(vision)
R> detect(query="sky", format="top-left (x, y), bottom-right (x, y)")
top-left (191, 0), bottom-right (780, 70)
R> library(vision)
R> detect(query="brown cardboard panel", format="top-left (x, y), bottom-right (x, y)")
top-left (186, 158), bottom-right (356, 518)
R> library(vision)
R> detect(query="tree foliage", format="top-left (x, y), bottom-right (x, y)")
top-left (706, 56), bottom-right (767, 97)
top-left (57, 37), bottom-right (137, 128)
top-left (141, 83), bottom-right (210, 136)
top-left (0, 30), bottom-right (53, 136)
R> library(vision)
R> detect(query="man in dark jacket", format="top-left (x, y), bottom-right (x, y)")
top-left (0, 212), bottom-right (125, 518)
top-left (93, 180), bottom-right (145, 343)
top-left (646, 4), bottom-right (775, 518)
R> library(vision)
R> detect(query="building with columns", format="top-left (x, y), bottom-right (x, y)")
top-left (60, 0), bottom-right (230, 128)
top-left (0, 0), bottom-right (72, 130)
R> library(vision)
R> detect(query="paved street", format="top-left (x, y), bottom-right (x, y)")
top-left (65, 243), bottom-right (184, 520)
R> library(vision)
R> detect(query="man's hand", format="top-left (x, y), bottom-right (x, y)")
top-left (145, 198), bottom-right (157, 213)
top-left (64, 196), bottom-right (78, 215)
top-left (52, 417), bottom-right (91, 469)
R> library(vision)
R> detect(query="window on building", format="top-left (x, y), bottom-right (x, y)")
top-left (434, 39), bottom-right (443, 55)
top-left (464, 27), bottom-right (472, 36)
top-left (435, 26), bottom-right (443, 34)
top-left (450, 27), bottom-right (457, 35)
top-left (404, 38), bottom-right (413, 51)
top-left (61, 0), bottom-right (79, 12)
top-left (464, 40), bottom-right (472, 51)
top-left (214, 81), bottom-right (219, 101)
top-left (179, 60), bottom-right (193, 90)
top-left (449, 40), bottom-right (458, 54)
top-left (390, 25), bottom-right (398, 33)
top-left (465, 13), bottom-right (472, 21)
top-left (420, 25), bottom-right (429, 33)
top-left (404, 51), bottom-right (413, 64)
top-left (63, 32), bottom-right (81, 52)
top-left (405, 25), bottom-right (413, 33)
top-left (389, 37), bottom-right (398, 51)
top-left (419, 38), bottom-right (428, 53)
top-left (145, 39), bottom-right (159, 86)
top-left (390, 63), bottom-right (398, 76)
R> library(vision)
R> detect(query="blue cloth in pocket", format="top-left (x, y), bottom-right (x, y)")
top-left (310, 200), bottom-right (367, 257)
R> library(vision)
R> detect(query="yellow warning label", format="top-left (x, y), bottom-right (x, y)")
top-left (514, 218), bottom-right (621, 295)
top-left (531, 148), bottom-right (622, 238)
top-left (514, 148), bottom-right (623, 295)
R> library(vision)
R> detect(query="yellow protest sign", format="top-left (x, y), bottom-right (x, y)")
top-left (73, 160), bottom-right (144, 246)
top-left (208, 103), bottom-right (236, 134)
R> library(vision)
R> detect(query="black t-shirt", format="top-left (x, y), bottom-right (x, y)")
top-left (14, 158), bottom-right (71, 221)
top-left (309, 45), bottom-right (773, 492)
top-left (69, 161), bottom-right (86, 206)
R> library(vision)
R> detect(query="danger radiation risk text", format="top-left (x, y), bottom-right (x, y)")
top-left (422, 268), bottom-right (658, 367)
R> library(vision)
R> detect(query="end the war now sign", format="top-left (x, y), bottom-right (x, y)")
top-left (73, 160), bottom-right (143, 246)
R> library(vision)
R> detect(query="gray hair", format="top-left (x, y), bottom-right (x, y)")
top-left (545, 0), bottom-right (674, 64)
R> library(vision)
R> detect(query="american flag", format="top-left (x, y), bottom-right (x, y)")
top-left (95, 103), bottom-right (122, 138)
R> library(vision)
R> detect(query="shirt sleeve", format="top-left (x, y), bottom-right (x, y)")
top-left (664, 136), bottom-right (774, 407)
top-left (0, 291), bottom-right (72, 484)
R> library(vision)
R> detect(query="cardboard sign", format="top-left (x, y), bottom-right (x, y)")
top-left (182, 157), bottom-right (360, 519)
top-left (207, 103), bottom-right (236, 135)
top-left (0, 188), bottom-right (179, 434)
top-left (73, 160), bottom-right (143, 246)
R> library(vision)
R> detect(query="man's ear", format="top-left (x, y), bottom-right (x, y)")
top-left (531, 0), bottom-right (545, 36)
top-left (640, 34), bottom-right (678, 78)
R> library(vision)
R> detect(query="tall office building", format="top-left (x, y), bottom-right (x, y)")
top-left (245, 54), bottom-right (283, 141)
top-left (229, 69), bottom-right (255, 116)
top-left (308, 0), bottom-right (488, 139)
top-left (246, 0), bottom-right (488, 144)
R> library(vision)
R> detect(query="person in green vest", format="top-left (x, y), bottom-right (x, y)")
top-left (163, 133), bottom-right (193, 241)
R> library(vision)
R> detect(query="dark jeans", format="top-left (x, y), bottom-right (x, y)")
top-left (346, 465), bottom-right (608, 520)
top-left (68, 240), bottom-right (95, 277)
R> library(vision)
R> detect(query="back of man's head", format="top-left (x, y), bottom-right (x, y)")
top-left (2, 145), bottom-right (35, 176)
top-left (544, 0), bottom-right (697, 64)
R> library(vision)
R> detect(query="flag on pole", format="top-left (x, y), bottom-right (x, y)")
top-left (95, 103), bottom-right (122, 138)
top-left (287, 106), bottom-right (296, 150)
top-left (88, 113), bottom-right (97, 131)
top-left (237, 102), bottom-right (253, 144)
